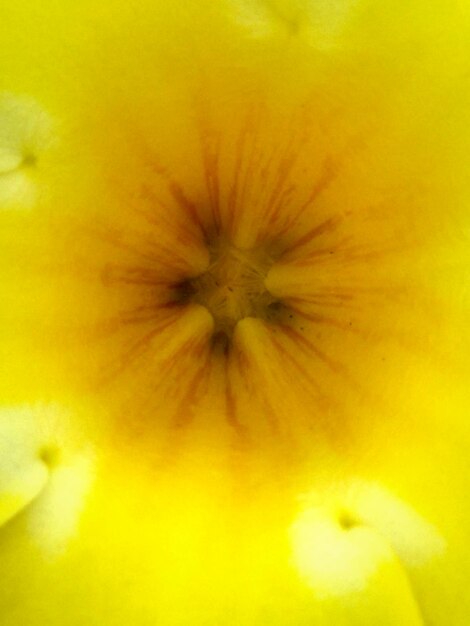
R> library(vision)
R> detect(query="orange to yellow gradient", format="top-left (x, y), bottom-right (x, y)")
top-left (1, 1), bottom-right (470, 624)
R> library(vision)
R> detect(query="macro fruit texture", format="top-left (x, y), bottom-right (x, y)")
top-left (1, 0), bottom-right (470, 624)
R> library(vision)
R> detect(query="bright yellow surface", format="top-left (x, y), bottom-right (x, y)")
top-left (1, 0), bottom-right (470, 624)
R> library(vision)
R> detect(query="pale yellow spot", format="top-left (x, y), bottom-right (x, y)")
top-left (0, 405), bottom-right (95, 555)
top-left (348, 481), bottom-right (446, 567)
top-left (27, 448), bottom-right (95, 556)
top-left (0, 149), bottom-right (24, 174)
top-left (0, 408), bottom-right (50, 527)
top-left (291, 503), bottom-right (393, 597)
top-left (290, 481), bottom-right (444, 601)
top-left (230, 0), bottom-right (357, 48)
top-left (0, 93), bottom-right (52, 210)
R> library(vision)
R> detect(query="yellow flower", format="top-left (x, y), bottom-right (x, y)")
top-left (1, 0), bottom-right (470, 624)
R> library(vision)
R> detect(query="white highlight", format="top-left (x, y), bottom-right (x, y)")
top-left (28, 448), bottom-right (95, 556)
top-left (350, 481), bottom-right (446, 567)
top-left (291, 505), bottom-right (394, 597)
top-left (0, 93), bottom-right (52, 209)
top-left (0, 405), bottom-right (95, 556)
top-left (0, 407), bottom-right (49, 527)
top-left (230, 0), bottom-right (357, 49)
top-left (290, 480), bottom-right (445, 598)
top-left (0, 150), bottom-right (23, 174)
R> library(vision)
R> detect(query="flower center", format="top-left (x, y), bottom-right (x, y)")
top-left (187, 239), bottom-right (278, 339)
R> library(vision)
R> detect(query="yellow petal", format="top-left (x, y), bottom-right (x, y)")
top-left (1, 0), bottom-right (470, 624)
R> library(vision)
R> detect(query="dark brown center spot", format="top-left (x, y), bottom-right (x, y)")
top-left (181, 239), bottom-right (281, 341)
